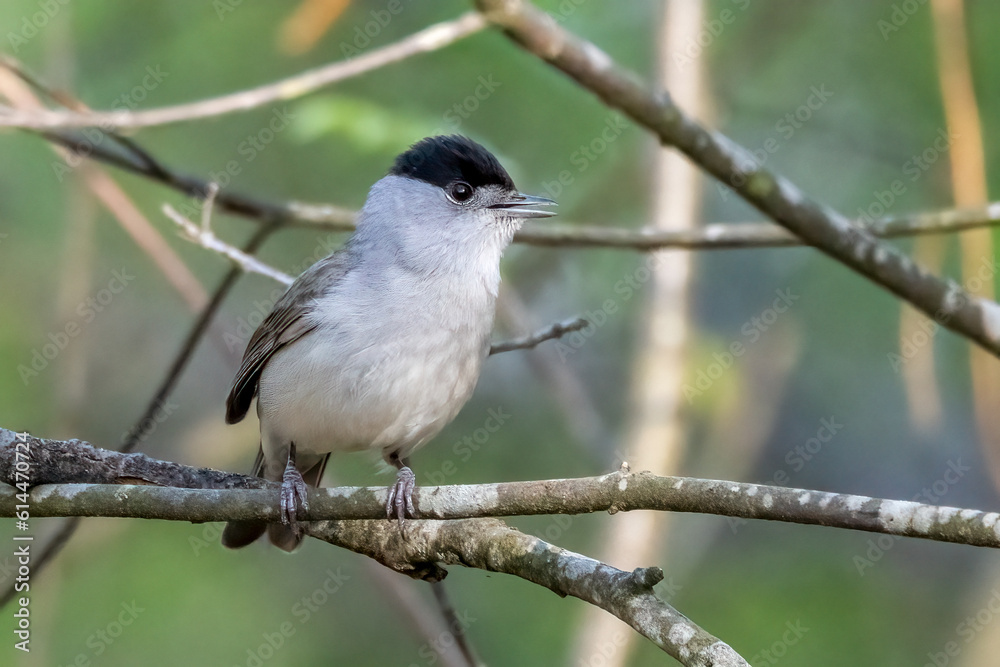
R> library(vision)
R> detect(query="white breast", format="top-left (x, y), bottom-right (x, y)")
top-left (255, 258), bottom-right (494, 475)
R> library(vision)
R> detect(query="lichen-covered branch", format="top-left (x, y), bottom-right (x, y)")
top-left (3, 429), bottom-right (999, 549)
top-left (307, 518), bottom-right (747, 666)
top-left (0, 430), bottom-right (753, 665)
top-left (473, 0), bottom-right (1000, 357)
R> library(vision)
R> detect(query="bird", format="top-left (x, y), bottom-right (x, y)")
top-left (221, 135), bottom-right (556, 551)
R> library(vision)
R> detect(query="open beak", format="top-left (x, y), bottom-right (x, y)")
top-left (491, 193), bottom-right (558, 219)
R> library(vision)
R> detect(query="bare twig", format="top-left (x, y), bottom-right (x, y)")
top-left (120, 223), bottom-right (280, 454)
top-left (489, 317), bottom-right (588, 354)
top-left (27, 128), bottom-right (1000, 251)
top-left (164, 199), bottom-right (294, 286)
top-left (18, 123), bottom-right (1000, 251)
top-left (0, 13), bottom-right (486, 130)
top-left (163, 201), bottom-right (583, 354)
top-left (0, 60), bottom-right (211, 313)
top-left (430, 581), bottom-right (482, 667)
top-left (473, 0), bottom-right (1000, 357)
top-left (41, 128), bottom-right (357, 226)
top-left (514, 205), bottom-right (1000, 249)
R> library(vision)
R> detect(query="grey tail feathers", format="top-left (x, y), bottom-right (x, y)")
top-left (221, 448), bottom-right (330, 552)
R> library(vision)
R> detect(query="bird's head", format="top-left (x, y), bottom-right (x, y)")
top-left (356, 135), bottom-right (556, 271)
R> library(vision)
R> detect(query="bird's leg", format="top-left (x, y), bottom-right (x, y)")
top-left (280, 442), bottom-right (309, 534)
top-left (385, 452), bottom-right (416, 528)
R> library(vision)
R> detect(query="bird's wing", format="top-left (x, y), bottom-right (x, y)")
top-left (225, 251), bottom-right (353, 424)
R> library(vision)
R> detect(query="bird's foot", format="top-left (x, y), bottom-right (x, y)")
top-left (280, 445), bottom-right (309, 535)
top-left (386, 465), bottom-right (417, 528)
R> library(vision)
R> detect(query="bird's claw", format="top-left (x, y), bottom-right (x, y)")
top-left (280, 461), bottom-right (309, 535)
top-left (386, 465), bottom-right (417, 529)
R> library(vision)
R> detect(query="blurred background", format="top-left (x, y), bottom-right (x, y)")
top-left (3, 0), bottom-right (1000, 665)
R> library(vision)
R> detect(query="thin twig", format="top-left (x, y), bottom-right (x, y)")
top-left (430, 581), bottom-right (482, 667)
top-left (489, 317), bottom-right (588, 354)
top-left (30, 128), bottom-right (1000, 250)
top-left (165, 204), bottom-right (584, 354)
top-left (121, 223), bottom-right (280, 453)
top-left (164, 200), bottom-right (294, 285)
top-left (0, 13), bottom-right (486, 130)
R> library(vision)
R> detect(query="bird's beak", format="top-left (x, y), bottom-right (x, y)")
top-left (491, 193), bottom-right (558, 219)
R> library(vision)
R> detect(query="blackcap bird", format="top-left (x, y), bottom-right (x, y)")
top-left (222, 135), bottom-right (556, 551)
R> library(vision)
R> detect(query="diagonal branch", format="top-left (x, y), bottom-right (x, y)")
top-left (0, 13), bottom-right (486, 130)
top-left (473, 0), bottom-right (1000, 357)
top-left (308, 518), bottom-right (748, 666)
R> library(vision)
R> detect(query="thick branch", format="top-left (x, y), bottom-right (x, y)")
top-left (0, 13), bottom-right (485, 130)
top-left (0, 430), bottom-right (751, 664)
top-left (3, 430), bottom-right (998, 549)
top-left (308, 518), bottom-right (747, 666)
top-left (474, 0), bottom-right (1000, 356)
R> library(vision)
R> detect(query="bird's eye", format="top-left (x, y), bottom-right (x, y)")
top-left (449, 182), bottom-right (474, 203)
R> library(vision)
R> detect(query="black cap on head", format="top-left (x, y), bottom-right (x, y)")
top-left (390, 135), bottom-right (515, 191)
